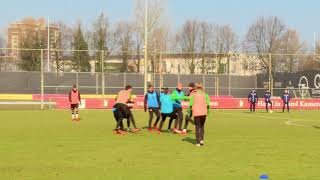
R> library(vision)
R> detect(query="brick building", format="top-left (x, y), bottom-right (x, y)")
top-left (7, 17), bottom-right (59, 59)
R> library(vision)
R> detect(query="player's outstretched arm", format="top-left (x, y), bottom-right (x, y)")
top-left (144, 93), bottom-right (148, 111)
top-left (78, 91), bottom-right (81, 104)
top-left (171, 93), bottom-right (189, 101)
top-left (206, 93), bottom-right (210, 115)
top-left (68, 90), bottom-right (72, 102)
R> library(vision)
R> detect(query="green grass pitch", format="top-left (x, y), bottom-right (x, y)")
top-left (1, 109), bottom-right (320, 180)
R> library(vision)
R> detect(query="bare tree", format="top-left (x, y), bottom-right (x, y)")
top-left (149, 26), bottom-right (170, 73)
top-left (298, 55), bottom-right (314, 71)
top-left (132, 30), bottom-right (142, 72)
top-left (198, 21), bottom-right (211, 73)
top-left (52, 21), bottom-right (72, 73)
top-left (245, 16), bottom-right (286, 73)
top-left (134, 0), bottom-right (169, 72)
top-left (312, 40), bottom-right (320, 69)
top-left (177, 20), bottom-right (199, 74)
top-left (212, 24), bottom-right (237, 73)
top-left (316, 40), bottom-right (320, 56)
top-left (115, 21), bottom-right (134, 72)
top-left (92, 13), bottom-right (114, 72)
top-left (279, 29), bottom-right (306, 72)
top-left (134, 0), bottom-right (166, 39)
top-left (305, 40), bottom-right (320, 70)
top-left (0, 36), bottom-right (5, 71)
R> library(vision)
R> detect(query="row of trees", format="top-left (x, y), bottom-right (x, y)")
top-left (11, 0), bottom-right (320, 73)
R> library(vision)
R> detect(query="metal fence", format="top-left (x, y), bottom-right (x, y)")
top-left (1, 48), bottom-right (320, 100)
top-left (0, 71), bottom-right (256, 98)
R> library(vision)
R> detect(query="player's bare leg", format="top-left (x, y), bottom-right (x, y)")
top-left (71, 107), bottom-right (76, 121)
top-left (75, 107), bottom-right (80, 121)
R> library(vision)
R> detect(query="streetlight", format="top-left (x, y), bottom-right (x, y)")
top-left (143, 0), bottom-right (148, 95)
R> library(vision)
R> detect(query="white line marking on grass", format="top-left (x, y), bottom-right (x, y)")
top-left (285, 119), bottom-right (320, 128)
top-left (220, 112), bottom-right (289, 121)
top-left (285, 120), bottom-right (309, 127)
top-left (220, 111), bottom-right (320, 129)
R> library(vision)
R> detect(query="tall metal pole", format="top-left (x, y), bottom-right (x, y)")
top-left (124, 72), bottom-right (126, 88)
top-left (153, 52), bottom-right (156, 87)
top-left (143, 0), bottom-right (148, 95)
top-left (216, 76), bottom-right (219, 97)
top-left (41, 49), bottom-right (44, 110)
top-left (101, 50), bottom-right (105, 97)
top-left (268, 53), bottom-right (272, 93)
top-left (314, 32), bottom-right (316, 66)
top-left (203, 74), bottom-right (206, 90)
top-left (47, 16), bottom-right (50, 72)
top-left (76, 72), bottom-right (79, 88)
top-left (95, 72), bottom-right (98, 94)
top-left (159, 51), bottom-right (163, 91)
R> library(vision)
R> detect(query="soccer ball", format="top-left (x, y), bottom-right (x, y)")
top-left (269, 110), bottom-right (273, 113)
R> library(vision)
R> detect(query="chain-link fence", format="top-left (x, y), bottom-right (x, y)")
top-left (0, 71), bottom-right (255, 98)
top-left (1, 48), bottom-right (320, 99)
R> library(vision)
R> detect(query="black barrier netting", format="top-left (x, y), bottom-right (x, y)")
top-left (257, 70), bottom-right (320, 97)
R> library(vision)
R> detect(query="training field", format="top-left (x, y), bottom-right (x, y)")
top-left (1, 109), bottom-right (320, 180)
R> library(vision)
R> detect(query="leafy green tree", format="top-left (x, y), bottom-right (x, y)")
top-left (72, 24), bottom-right (91, 72)
top-left (19, 30), bottom-right (45, 71)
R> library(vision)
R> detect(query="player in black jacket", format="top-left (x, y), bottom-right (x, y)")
top-left (264, 90), bottom-right (273, 112)
top-left (182, 82), bottom-right (196, 134)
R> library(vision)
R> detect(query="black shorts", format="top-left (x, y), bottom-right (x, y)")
top-left (161, 112), bottom-right (177, 120)
top-left (113, 103), bottom-right (132, 118)
top-left (173, 107), bottom-right (182, 112)
top-left (70, 104), bottom-right (79, 110)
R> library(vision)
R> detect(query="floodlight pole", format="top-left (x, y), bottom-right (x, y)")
top-left (143, 0), bottom-right (148, 95)
top-left (159, 51), bottom-right (163, 91)
top-left (41, 49), bottom-right (44, 110)
top-left (47, 16), bottom-right (50, 72)
top-left (268, 53), bottom-right (272, 94)
top-left (101, 50), bottom-right (105, 97)
top-left (314, 32), bottom-right (316, 66)
top-left (216, 76), bottom-right (219, 97)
